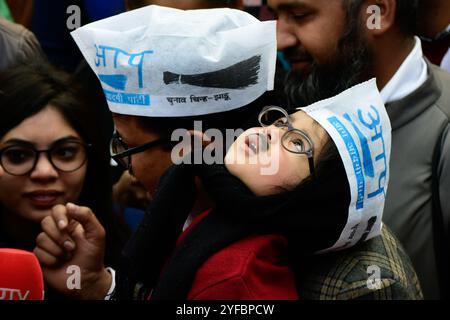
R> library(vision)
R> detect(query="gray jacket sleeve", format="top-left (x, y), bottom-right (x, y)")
top-left (438, 124), bottom-right (450, 242)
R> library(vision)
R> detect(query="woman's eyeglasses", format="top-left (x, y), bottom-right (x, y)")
top-left (0, 140), bottom-right (90, 176)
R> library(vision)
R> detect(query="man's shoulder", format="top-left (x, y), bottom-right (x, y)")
top-left (296, 227), bottom-right (423, 300)
top-left (429, 63), bottom-right (450, 119)
top-left (430, 63), bottom-right (450, 83)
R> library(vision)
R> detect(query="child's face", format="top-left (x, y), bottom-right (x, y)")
top-left (225, 110), bottom-right (329, 196)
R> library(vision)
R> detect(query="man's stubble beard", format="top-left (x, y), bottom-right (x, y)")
top-left (283, 20), bottom-right (374, 109)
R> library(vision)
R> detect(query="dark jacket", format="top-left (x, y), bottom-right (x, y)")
top-left (114, 163), bottom-right (422, 300)
top-left (174, 215), bottom-right (422, 300)
top-left (181, 211), bottom-right (298, 300)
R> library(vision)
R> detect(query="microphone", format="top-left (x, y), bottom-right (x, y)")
top-left (0, 249), bottom-right (44, 300)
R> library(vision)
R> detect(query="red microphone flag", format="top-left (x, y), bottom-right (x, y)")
top-left (0, 248), bottom-right (45, 300)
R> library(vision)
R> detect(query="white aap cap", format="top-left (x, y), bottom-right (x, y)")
top-left (71, 5), bottom-right (277, 117)
top-left (299, 79), bottom-right (392, 253)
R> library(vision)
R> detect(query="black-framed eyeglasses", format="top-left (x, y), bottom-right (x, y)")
top-left (110, 131), bottom-right (169, 171)
top-left (258, 105), bottom-right (315, 175)
top-left (0, 140), bottom-right (90, 176)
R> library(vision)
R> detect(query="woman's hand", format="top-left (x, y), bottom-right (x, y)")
top-left (34, 203), bottom-right (111, 300)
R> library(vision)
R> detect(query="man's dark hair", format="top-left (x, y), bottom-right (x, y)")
top-left (342, 0), bottom-right (419, 35)
top-left (136, 102), bottom-right (263, 141)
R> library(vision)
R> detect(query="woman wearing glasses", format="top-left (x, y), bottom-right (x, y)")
top-left (0, 61), bottom-right (129, 297)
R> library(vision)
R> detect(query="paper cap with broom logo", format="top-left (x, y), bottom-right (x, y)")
top-left (71, 5), bottom-right (277, 117)
top-left (299, 79), bottom-right (392, 253)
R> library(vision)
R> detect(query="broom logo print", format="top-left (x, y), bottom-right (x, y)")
top-left (163, 55), bottom-right (261, 89)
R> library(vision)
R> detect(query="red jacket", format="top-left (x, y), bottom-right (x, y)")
top-left (176, 210), bottom-right (299, 300)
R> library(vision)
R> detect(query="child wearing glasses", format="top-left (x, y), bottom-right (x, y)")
top-left (0, 61), bottom-right (129, 298)
top-left (33, 76), bottom-right (422, 300)
top-left (109, 81), bottom-right (419, 300)
top-left (108, 102), bottom-right (349, 299)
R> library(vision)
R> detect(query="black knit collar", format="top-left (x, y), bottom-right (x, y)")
top-left (116, 160), bottom-right (350, 300)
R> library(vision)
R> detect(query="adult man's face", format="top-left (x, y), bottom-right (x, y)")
top-left (112, 114), bottom-right (173, 197)
top-left (270, 0), bottom-right (373, 106)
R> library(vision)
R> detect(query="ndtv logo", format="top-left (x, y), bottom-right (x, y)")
top-left (0, 287), bottom-right (31, 300)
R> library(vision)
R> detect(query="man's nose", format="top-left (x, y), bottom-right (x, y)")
top-left (30, 153), bottom-right (58, 180)
top-left (276, 16), bottom-right (298, 51)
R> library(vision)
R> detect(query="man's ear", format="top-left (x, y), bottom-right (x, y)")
top-left (233, 0), bottom-right (245, 10)
top-left (124, 0), bottom-right (139, 11)
top-left (171, 130), bottom-right (208, 163)
top-left (363, 0), bottom-right (397, 37)
top-left (171, 130), bottom-right (211, 164)
top-left (124, 0), bottom-right (131, 11)
top-left (188, 130), bottom-right (212, 149)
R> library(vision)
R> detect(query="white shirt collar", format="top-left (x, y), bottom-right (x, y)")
top-left (380, 36), bottom-right (428, 103)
